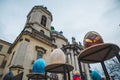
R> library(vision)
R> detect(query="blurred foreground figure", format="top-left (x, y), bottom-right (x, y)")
top-left (73, 71), bottom-right (82, 80)
top-left (3, 70), bottom-right (13, 80)
top-left (89, 70), bottom-right (102, 80)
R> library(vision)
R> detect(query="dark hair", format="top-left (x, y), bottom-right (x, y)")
top-left (89, 70), bottom-right (92, 73)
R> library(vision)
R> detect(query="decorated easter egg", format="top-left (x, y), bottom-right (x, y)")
top-left (32, 58), bottom-right (46, 73)
top-left (50, 48), bottom-right (66, 64)
top-left (83, 31), bottom-right (103, 48)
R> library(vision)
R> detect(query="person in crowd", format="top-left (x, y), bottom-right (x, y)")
top-left (3, 69), bottom-right (13, 80)
top-left (73, 71), bottom-right (82, 80)
top-left (89, 70), bottom-right (102, 80)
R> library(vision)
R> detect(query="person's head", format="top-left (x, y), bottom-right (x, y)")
top-left (89, 70), bottom-right (92, 73)
top-left (74, 71), bottom-right (80, 75)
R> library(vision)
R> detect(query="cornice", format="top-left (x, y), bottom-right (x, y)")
top-left (51, 34), bottom-right (68, 42)
top-left (23, 31), bottom-right (56, 47)
top-left (62, 44), bottom-right (83, 51)
top-left (27, 6), bottom-right (53, 21)
top-left (8, 30), bottom-right (56, 54)
top-left (0, 39), bottom-right (11, 46)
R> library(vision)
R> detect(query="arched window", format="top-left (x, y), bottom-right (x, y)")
top-left (41, 15), bottom-right (47, 27)
top-left (35, 46), bottom-right (46, 60)
top-left (37, 51), bottom-right (43, 59)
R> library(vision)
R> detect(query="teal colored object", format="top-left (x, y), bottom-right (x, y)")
top-left (32, 58), bottom-right (46, 73)
top-left (50, 26), bottom-right (55, 31)
top-left (90, 70), bottom-right (101, 80)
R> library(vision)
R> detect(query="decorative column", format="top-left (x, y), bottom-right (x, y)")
top-left (68, 53), bottom-right (72, 64)
top-left (84, 64), bottom-right (91, 80)
top-left (71, 49), bottom-right (75, 72)
top-left (67, 49), bottom-right (72, 65)
top-left (67, 49), bottom-right (73, 80)
top-left (74, 54), bottom-right (79, 71)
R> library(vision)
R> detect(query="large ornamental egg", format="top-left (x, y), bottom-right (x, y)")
top-left (83, 31), bottom-right (104, 48)
top-left (32, 58), bottom-right (46, 73)
top-left (50, 48), bottom-right (66, 64)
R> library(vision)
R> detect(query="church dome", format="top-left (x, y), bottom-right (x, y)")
top-left (49, 48), bottom-right (66, 64)
top-left (32, 58), bottom-right (46, 73)
top-left (83, 31), bottom-right (104, 48)
top-left (50, 26), bottom-right (67, 41)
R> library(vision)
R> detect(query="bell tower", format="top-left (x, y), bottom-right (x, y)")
top-left (25, 5), bottom-right (53, 37)
top-left (3, 6), bottom-right (55, 80)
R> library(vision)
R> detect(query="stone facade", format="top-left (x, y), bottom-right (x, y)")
top-left (0, 39), bottom-right (11, 79)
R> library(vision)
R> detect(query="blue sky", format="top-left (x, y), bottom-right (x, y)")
top-left (0, 0), bottom-right (120, 76)
top-left (0, 0), bottom-right (120, 46)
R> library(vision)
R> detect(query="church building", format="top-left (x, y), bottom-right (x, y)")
top-left (0, 6), bottom-right (91, 80)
